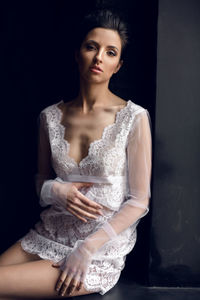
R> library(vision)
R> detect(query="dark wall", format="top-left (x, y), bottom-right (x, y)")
top-left (149, 0), bottom-right (200, 286)
top-left (0, 0), bottom-right (157, 283)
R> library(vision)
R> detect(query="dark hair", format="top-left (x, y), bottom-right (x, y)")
top-left (76, 9), bottom-right (129, 59)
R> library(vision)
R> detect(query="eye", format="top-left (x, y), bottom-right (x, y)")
top-left (107, 50), bottom-right (117, 57)
top-left (86, 44), bottom-right (96, 51)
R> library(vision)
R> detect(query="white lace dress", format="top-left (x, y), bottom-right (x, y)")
top-left (19, 99), bottom-right (151, 295)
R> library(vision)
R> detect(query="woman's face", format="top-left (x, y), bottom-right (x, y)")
top-left (76, 27), bottom-right (123, 84)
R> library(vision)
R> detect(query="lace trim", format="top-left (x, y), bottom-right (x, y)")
top-left (20, 227), bottom-right (137, 295)
top-left (54, 100), bottom-right (132, 168)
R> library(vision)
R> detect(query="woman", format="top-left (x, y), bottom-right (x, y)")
top-left (0, 9), bottom-right (152, 298)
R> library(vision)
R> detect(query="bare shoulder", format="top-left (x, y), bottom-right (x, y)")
top-left (57, 99), bottom-right (77, 115)
top-left (57, 99), bottom-right (71, 109)
top-left (110, 94), bottom-right (127, 108)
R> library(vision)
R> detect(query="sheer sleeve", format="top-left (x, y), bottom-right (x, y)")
top-left (82, 109), bottom-right (152, 251)
top-left (105, 109), bottom-right (152, 233)
top-left (126, 109), bottom-right (152, 214)
top-left (35, 111), bottom-right (55, 200)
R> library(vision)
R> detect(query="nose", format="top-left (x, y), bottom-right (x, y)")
top-left (93, 49), bottom-right (103, 64)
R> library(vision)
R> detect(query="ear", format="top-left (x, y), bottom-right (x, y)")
top-left (113, 59), bottom-right (123, 74)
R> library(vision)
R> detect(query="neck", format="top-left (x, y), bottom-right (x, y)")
top-left (76, 79), bottom-right (112, 113)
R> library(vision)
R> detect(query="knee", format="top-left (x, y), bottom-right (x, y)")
top-left (0, 260), bottom-right (10, 267)
top-left (0, 243), bottom-right (18, 266)
top-left (0, 255), bottom-right (7, 267)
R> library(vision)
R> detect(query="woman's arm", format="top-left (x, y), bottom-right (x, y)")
top-left (85, 109), bottom-right (152, 251)
top-left (35, 112), bottom-right (55, 198)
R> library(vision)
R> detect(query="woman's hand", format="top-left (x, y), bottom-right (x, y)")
top-left (52, 181), bottom-right (104, 222)
top-left (52, 240), bottom-right (94, 296)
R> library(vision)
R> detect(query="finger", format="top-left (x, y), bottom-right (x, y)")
top-left (76, 190), bottom-right (103, 209)
top-left (67, 273), bottom-right (80, 295)
top-left (77, 272), bottom-right (84, 291)
top-left (75, 182), bottom-right (93, 188)
top-left (52, 261), bottom-right (61, 267)
top-left (68, 197), bottom-right (104, 216)
top-left (77, 281), bottom-right (84, 291)
top-left (67, 206), bottom-right (88, 222)
top-left (55, 271), bottom-right (67, 292)
top-left (52, 263), bottom-right (60, 268)
top-left (68, 203), bottom-right (99, 219)
top-left (52, 257), bottom-right (66, 268)
top-left (60, 272), bottom-right (74, 297)
top-left (67, 283), bottom-right (77, 296)
top-left (67, 204), bottom-right (102, 222)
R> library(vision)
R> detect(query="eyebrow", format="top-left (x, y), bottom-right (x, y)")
top-left (86, 40), bottom-right (119, 52)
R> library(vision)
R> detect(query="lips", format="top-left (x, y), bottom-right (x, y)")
top-left (90, 65), bottom-right (103, 72)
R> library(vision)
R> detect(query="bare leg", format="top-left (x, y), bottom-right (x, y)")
top-left (0, 241), bottom-right (97, 298)
top-left (0, 241), bottom-right (41, 299)
top-left (0, 241), bottom-right (41, 266)
top-left (0, 259), bottom-right (95, 299)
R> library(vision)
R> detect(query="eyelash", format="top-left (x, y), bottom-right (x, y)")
top-left (86, 45), bottom-right (95, 51)
top-left (107, 51), bottom-right (116, 56)
top-left (85, 44), bottom-right (117, 56)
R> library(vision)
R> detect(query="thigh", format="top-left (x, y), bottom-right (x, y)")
top-left (0, 241), bottom-right (41, 266)
top-left (0, 259), bottom-right (95, 298)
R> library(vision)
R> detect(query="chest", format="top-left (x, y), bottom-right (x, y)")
top-left (46, 101), bottom-right (134, 176)
top-left (60, 109), bottom-right (121, 165)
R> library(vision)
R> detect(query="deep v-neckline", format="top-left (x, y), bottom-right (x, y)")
top-left (55, 100), bottom-right (131, 168)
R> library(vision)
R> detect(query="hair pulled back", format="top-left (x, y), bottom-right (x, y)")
top-left (76, 9), bottom-right (129, 58)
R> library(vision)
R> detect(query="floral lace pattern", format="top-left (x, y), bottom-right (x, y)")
top-left (20, 100), bottom-right (145, 295)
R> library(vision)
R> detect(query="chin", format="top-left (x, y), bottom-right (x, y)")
top-left (82, 73), bottom-right (111, 84)
top-left (82, 76), bottom-right (106, 84)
